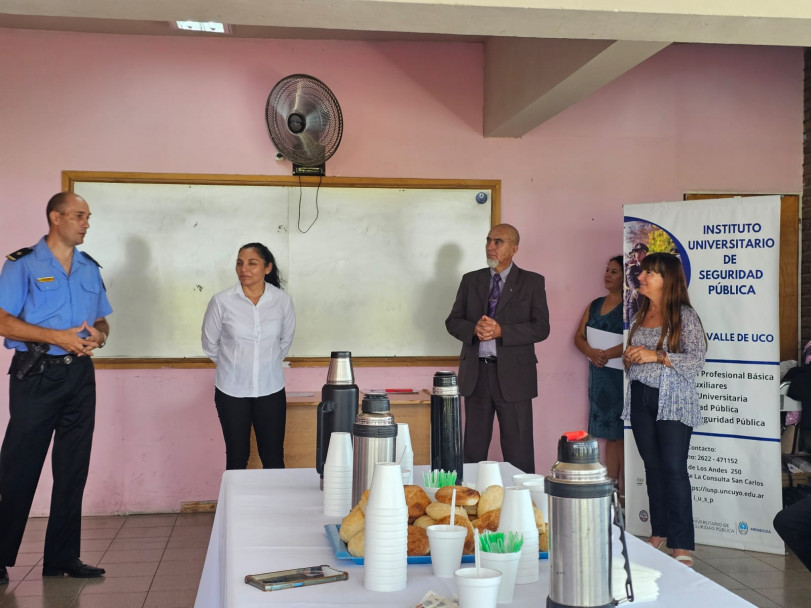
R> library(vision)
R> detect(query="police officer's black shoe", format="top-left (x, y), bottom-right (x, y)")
top-left (0, 566), bottom-right (8, 584)
top-left (42, 559), bottom-right (105, 578)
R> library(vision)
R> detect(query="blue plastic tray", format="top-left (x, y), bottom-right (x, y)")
top-left (324, 524), bottom-right (548, 565)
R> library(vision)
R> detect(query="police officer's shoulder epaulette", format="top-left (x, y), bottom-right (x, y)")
top-left (80, 251), bottom-right (102, 268)
top-left (6, 247), bottom-right (33, 262)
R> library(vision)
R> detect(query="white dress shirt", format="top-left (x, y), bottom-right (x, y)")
top-left (201, 282), bottom-right (296, 398)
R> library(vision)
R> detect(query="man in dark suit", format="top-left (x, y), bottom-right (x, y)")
top-left (445, 224), bottom-right (550, 473)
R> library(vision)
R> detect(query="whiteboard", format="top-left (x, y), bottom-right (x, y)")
top-left (73, 176), bottom-right (495, 359)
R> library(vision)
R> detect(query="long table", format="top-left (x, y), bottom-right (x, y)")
top-left (195, 463), bottom-right (755, 607)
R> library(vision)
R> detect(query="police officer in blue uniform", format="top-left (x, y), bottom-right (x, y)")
top-left (0, 192), bottom-right (112, 584)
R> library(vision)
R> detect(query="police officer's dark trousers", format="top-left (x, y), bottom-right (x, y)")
top-left (0, 356), bottom-right (95, 566)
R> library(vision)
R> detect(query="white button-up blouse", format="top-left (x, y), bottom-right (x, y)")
top-left (201, 283), bottom-right (296, 398)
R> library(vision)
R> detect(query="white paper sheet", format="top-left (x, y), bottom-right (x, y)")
top-left (586, 326), bottom-right (623, 370)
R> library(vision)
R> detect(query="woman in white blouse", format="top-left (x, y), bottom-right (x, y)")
top-left (201, 243), bottom-right (296, 469)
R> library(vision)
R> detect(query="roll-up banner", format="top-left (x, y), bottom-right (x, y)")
top-left (623, 196), bottom-right (783, 554)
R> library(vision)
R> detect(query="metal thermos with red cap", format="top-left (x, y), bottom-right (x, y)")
top-left (430, 370), bottom-right (463, 482)
top-left (546, 430), bottom-right (633, 608)
top-left (316, 352), bottom-right (359, 488)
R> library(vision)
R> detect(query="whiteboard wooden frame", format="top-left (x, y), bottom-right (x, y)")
top-left (63, 171), bottom-right (501, 369)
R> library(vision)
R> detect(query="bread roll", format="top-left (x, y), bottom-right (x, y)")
top-left (435, 485), bottom-right (480, 507)
top-left (435, 514), bottom-right (473, 531)
top-left (404, 485), bottom-right (431, 523)
top-left (357, 489), bottom-right (370, 514)
top-left (407, 525), bottom-right (430, 556)
top-left (413, 515), bottom-right (437, 529)
top-left (538, 524), bottom-right (548, 553)
top-left (339, 505), bottom-right (365, 542)
top-left (533, 505), bottom-right (545, 527)
top-left (472, 518), bottom-right (495, 535)
top-left (474, 508), bottom-right (500, 532)
top-left (425, 501), bottom-right (468, 521)
top-left (478, 485), bottom-right (504, 515)
top-left (347, 530), bottom-right (365, 557)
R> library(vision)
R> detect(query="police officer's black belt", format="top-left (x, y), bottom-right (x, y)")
top-left (479, 356), bottom-right (498, 364)
top-left (41, 354), bottom-right (76, 366)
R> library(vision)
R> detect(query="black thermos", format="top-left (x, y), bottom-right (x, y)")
top-left (430, 370), bottom-right (463, 482)
top-left (316, 352), bottom-right (359, 485)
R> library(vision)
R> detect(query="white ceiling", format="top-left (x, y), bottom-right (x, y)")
top-left (2, 0), bottom-right (808, 136)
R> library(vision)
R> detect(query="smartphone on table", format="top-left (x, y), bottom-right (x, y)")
top-left (245, 564), bottom-right (348, 592)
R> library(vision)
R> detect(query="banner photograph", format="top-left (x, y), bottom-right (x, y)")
top-left (623, 196), bottom-right (783, 554)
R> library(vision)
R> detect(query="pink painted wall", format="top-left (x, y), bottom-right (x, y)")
top-left (0, 29), bottom-right (801, 514)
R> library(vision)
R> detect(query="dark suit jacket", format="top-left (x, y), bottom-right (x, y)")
top-left (445, 264), bottom-right (550, 402)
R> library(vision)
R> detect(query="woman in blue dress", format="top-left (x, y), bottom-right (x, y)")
top-left (574, 256), bottom-right (624, 498)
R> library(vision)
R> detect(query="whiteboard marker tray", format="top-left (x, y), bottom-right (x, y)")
top-left (324, 524), bottom-right (547, 565)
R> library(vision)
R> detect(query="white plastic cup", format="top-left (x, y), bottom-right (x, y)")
top-left (423, 486), bottom-right (440, 502)
top-left (325, 431), bottom-right (353, 467)
top-left (395, 423), bottom-right (412, 457)
top-left (362, 526), bottom-right (408, 540)
top-left (498, 486), bottom-right (535, 532)
top-left (396, 423), bottom-right (414, 484)
top-left (363, 509), bottom-right (408, 520)
top-left (399, 448), bottom-right (414, 485)
top-left (426, 524), bottom-right (467, 578)
top-left (523, 479), bottom-right (549, 524)
top-left (363, 569), bottom-right (407, 592)
top-left (512, 473), bottom-right (543, 487)
top-left (323, 432), bottom-right (354, 517)
top-left (455, 567), bottom-right (502, 608)
top-left (366, 573), bottom-right (408, 587)
top-left (479, 550), bottom-right (521, 604)
top-left (366, 463), bottom-right (406, 510)
top-left (512, 528), bottom-right (539, 585)
top-left (324, 469), bottom-right (353, 479)
top-left (476, 461), bottom-right (504, 492)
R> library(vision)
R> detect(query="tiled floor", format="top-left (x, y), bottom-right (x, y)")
top-left (1, 514), bottom-right (810, 607)
top-left (0, 513), bottom-right (213, 608)
top-left (649, 538), bottom-right (811, 608)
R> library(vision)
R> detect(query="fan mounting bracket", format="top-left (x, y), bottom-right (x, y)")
top-left (293, 163), bottom-right (326, 177)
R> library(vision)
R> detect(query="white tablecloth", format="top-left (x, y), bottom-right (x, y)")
top-left (195, 463), bottom-right (754, 607)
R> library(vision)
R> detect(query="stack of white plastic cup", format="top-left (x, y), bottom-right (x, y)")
top-left (498, 486), bottom-right (540, 584)
top-left (364, 462), bottom-right (408, 592)
top-left (323, 432), bottom-right (354, 517)
top-left (476, 461), bottom-right (504, 492)
top-left (395, 423), bottom-right (414, 485)
top-left (522, 479), bottom-right (549, 526)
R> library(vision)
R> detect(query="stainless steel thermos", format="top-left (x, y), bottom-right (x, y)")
top-left (316, 352), bottom-right (359, 486)
top-left (546, 431), bottom-right (633, 608)
top-left (430, 370), bottom-right (463, 482)
top-left (351, 393), bottom-right (398, 506)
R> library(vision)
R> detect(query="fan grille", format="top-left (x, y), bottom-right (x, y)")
top-left (265, 74), bottom-right (343, 167)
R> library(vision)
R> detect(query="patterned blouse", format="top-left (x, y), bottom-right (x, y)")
top-left (622, 305), bottom-right (706, 427)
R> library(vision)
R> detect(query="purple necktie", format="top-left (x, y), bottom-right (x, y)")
top-left (488, 274), bottom-right (502, 317)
